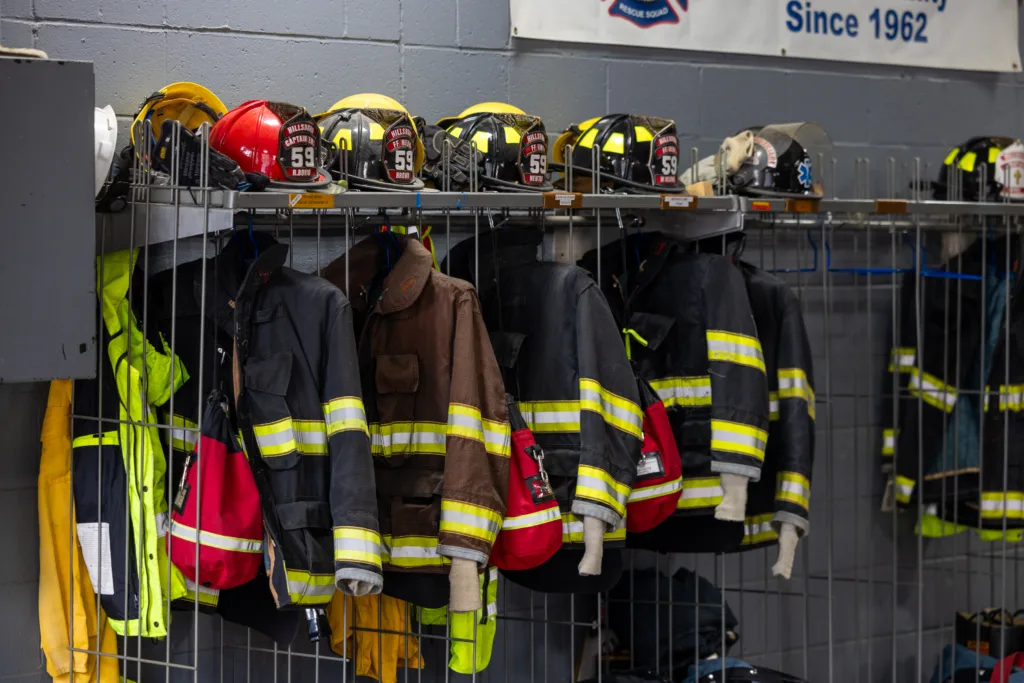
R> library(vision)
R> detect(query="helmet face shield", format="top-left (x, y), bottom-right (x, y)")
top-left (728, 123), bottom-right (830, 198)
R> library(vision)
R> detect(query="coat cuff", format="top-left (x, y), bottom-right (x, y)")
top-left (335, 568), bottom-right (383, 594)
top-left (773, 511), bottom-right (810, 536)
top-left (571, 499), bottom-right (623, 529)
top-left (710, 461), bottom-right (760, 481)
top-left (437, 544), bottom-right (490, 567)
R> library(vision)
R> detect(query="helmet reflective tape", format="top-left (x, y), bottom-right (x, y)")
top-left (959, 152), bottom-right (978, 173)
top-left (470, 130), bottom-right (491, 154)
top-left (634, 126), bottom-right (654, 143)
top-left (603, 132), bottom-right (625, 154)
top-left (944, 147), bottom-right (960, 165)
top-left (578, 128), bottom-right (600, 149)
top-left (369, 122), bottom-right (386, 140)
top-left (505, 127), bottom-right (522, 144)
top-left (990, 147), bottom-right (1002, 163)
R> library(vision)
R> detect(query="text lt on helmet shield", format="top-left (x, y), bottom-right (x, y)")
top-left (274, 103), bottom-right (322, 183)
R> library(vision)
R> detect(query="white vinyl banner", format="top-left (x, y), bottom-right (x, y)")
top-left (510, 0), bottom-right (1020, 72)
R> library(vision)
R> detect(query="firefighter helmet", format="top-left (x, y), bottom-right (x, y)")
top-left (551, 114), bottom-right (683, 194)
top-left (130, 81), bottom-right (227, 149)
top-left (316, 93), bottom-right (425, 191)
top-left (933, 136), bottom-right (1016, 201)
top-left (428, 103), bottom-right (553, 192)
top-left (727, 123), bottom-right (828, 199)
top-left (210, 100), bottom-right (331, 189)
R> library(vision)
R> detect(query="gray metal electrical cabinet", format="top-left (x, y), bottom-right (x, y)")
top-left (0, 57), bottom-right (96, 382)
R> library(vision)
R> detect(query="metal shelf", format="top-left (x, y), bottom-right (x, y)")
top-left (94, 186), bottom-right (1024, 251)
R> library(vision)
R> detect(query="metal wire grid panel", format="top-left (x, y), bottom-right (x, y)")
top-left (71, 125), bottom-right (1024, 683)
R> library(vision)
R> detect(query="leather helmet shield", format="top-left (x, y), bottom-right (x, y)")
top-left (274, 104), bottom-right (323, 183)
top-left (640, 116), bottom-right (680, 188)
top-left (507, 114), bottom-right (549, 186)
top-left (379, 111), bottom-right (419, 184)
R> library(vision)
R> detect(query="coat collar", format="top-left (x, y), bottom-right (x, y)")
top-left (339, 234), bottom-right (434, 315)
top-left (442, 227), bottom-right (543, 289)
top-left (196, 234), bottom-right (287, 337)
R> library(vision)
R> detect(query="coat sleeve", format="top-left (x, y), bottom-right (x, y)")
top-left (437, 289), bottom-right (511, 567)
top-left (772, 289), bottom-right (815, 535)
top-left (322, 299), bottom-right (384, 593)
top-left (887, 272), bottom-right (923, 506)
top-left (703, 257), bottom-right (770, 481)
top-left (571, 282), bottom-right (644, 528)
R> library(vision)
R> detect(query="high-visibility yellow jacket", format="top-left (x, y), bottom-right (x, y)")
top-left (39, 379), bottom-right (119, 683)
top-left (72, 249), bottom-right (189, 637)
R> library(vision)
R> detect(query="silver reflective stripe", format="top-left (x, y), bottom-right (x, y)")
top-left (372, 430), bottom-right (446, 449)
top-left (486, 602), bottom-right (498, 618)
top-left (501, 506), bottom-right (562, 530)
top-left (981, 498), bottom-right (1024, 513)
top-left (579, 384), bottom-right (643, 432)
top-left (448, 412), bottom-right (483, 431)
top-left (390, 544), bottom-right (441, 560)
top-left (909, 373), bottom-right (957, 408)
top-left (488, 567), bottom-right (498, 581)
top-left (745, 520), bottom-right (774, 537)
top-left (562, 520), bottom-right (585, 535)
top-left (483, 427), bottom-right (510, 449)
top-left (711, 426), bottom-right (767, 452)
top-left (779, 374), bottom-right (809, 391)
top-left (183, 576), bottom-right (220, 597)
top-left (295, 428), bottom-right (327, 447)
top-left (155, 512), bottom-right (169, 537)
top-left (628, 478), bottom-right (683, 502)
top-left (326, 405), bottom-right (366, 424)
top-left (779, 480), bottom-right (810, 500)
top-left (891, 350), bottom-right (916, 367)
top-left (256, 427), bottom-right (295, 448)
top-left (895, 481), bottom-right (914, 498)
top-left (170, 521), bottom-right (263, 553)
top-left (521, 410), bottom-right (581, 426)
top-left (576, 472), bottom-right (628, 508)
top-left (681, 484), bottom-right (724, 500)
top-left (884, 434), bottom-right (895, 449)
top-left (288, 580), bottom-right (335, 598)
top-left (655, 384), bottom-right (711, 403)
top-left (334, 537), bottom-right (381, 555)
top-left (707, 337), bottom-right (764, 364)
top-left (439, 508), bottom-right (500, 537)
top-left (769, 398), bottom-right (780, 417)
top-left (171, 427), bottom-right (197, 448)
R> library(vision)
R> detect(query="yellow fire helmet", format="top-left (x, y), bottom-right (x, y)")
top-left (428, 102), bottom-right (553, 192)
top-left (316, 93), bottom-right (426, 191)
top-left (551, 114), bottom-right (682, 194)
top-left (130, 81), bottom-right (228, 148)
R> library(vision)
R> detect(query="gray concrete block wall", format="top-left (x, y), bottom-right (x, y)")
top-left (3, 0), bottom-right (1024, 681)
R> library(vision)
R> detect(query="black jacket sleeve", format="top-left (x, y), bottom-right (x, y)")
top-left (323, 299), bottom-right (383, 593)
top-left (572, 281), bottom-right (644, 528)
top-left (702, 256), bottom-right (770, 482)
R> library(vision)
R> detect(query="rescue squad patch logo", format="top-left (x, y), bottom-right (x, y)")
top-left (280, 116), bottom-right (320, 182)
top-left (520, 130), bottom-right (549, 186)
top-left (384, 119), bottom-right (417, 184)
top-left (607, 0), bottom-right (685, 28)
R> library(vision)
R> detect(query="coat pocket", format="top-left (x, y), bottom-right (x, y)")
top-left (246, 351), bottom-right (299, 468)
top-left (375, 353), bottom-right (420, 426)
top-left (277, 501), bottom-right (334, 575)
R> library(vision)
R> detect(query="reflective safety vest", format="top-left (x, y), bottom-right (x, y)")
top-left (73, 249), bottom-right (190, 638)
top-left (417, 566), bottom-right (499, 675)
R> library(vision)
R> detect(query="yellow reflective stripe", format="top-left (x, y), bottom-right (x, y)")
top-left (253, 417), bottom-right (297, 457)
top-left (944, 147), bottom-right (960, 166)
top-left (634, 126), bottom-right (653, 143)
top-left (560, 513), bottom-right (625, 543)
top-left (439, 500), bottom-right (502, 543)
top-left (882, 428), bottom-right (897, 456)
top-left (980, 491), bottom-right (1024, 520)
top-left (293, 420), bottom-right (328, 455)
top-left (517, 400), bottom-right (581, 433)
top-left (627, 476), bottom-right (682, 503)
top-left (286, 569), bottom-right (335, 605)
top-left (888, 347), bottom-right (916, 373)
top-left (575, 464), bottom-right (631, 516)
top-left (998, 385), bottom-right (1024, 412)
top-left (500, 506), bottom-right (562, 530)
top-left (169, 414), bottom-right (198, 452)
top-left (182, 577), bottom-right (220, 605)
top-left (908, 369), bottom-right (957, 412)
top-left (447, 404), bottom-right (511, 457)
top-left (742, 513), bottom-right (777, 545)
top-left (579, 378), bottom-right (643, 440)
top-left (776, 472), bottom-right (811, 509)
top-left (706, 330), bottom-right (766, 373)
top-left (677, 477), bottom-right (724, 509)
top-left (383, 535), bottom-right (451, 568)
top-left (778, 368), bottom-right (816, 420)
top-left (768, 391), bottom-right (780, 421)
top-left (369, 421), bottom-right (447, 457)
top-left (710, 420), bottom-right (768, 461)
top-left (169, 521), bottom-right (263, 553)
top-left (322, 397), bottom-right (368, 436)
top-left (894, 475), bottom-right (915, 504)
top-left (333, 527), bottom-right (383, 568)
top-left (578, 128), bottom-right (599, 149)
top-left (504, 126), bottom-right (522, 144)
top-left (650, 376), bottom-right (712, 408)
top-left (471, 130), bottom-right (491, 154)
top-left (989, 147), bottom-right (1002, 164)
top-left (603, 132), bottom-right (625, 154)
top-left (959, 151), bottom-right (977, 173)
top-left (72, 431), bottom-right (120, 448)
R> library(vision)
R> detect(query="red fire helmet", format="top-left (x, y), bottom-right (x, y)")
top-left (210, 100), bottom-right (331, 188)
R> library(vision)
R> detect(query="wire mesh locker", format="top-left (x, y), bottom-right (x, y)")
top-left (66, 121), bottom-right (1024, 683)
